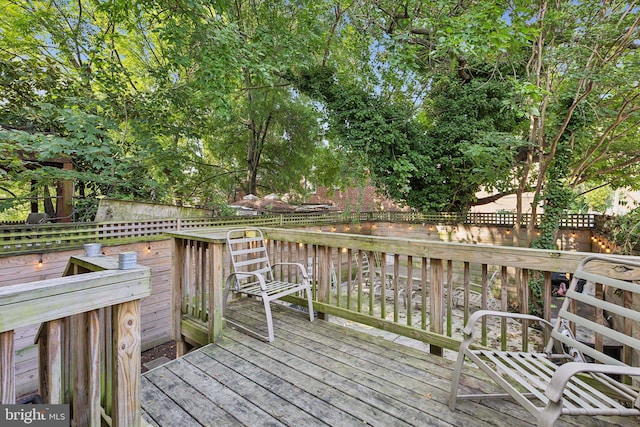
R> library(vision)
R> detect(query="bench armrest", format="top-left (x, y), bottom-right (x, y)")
top-left (462, 310), bottom-right (554, 336)
top-left (546, 362), bottom-right (640, 407)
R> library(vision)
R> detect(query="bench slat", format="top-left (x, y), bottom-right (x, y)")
top-left (450, 255), bottom-right (640, 425)
top-left (474, 350), bottom-right (631, 412)
top-left (550, 329), bottom-right (627, 366)
top-left (574, 270), bottom-right (640, 294)
top-left (566, 290), bottom-right (640, 322)
top-left (559, 310), bottom-right (640, 351)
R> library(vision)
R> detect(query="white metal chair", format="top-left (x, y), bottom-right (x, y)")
top-left (355, 251), bottom-right (416, 308)
top-left (449, 256), bottom-right (640, 426)
top-left (224, 228), bottom-right (314, 342)
top-left (307, 257), bottom-right (338, 288)
top-left (451, 270), bottom-right (500, 310)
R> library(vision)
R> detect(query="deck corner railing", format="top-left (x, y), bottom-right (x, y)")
top-left (0, 255), bottom-right (151, 426)
top-left (169, 226), bottom-right (629, 359)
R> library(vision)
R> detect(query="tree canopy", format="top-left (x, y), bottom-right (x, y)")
top-left (1, 0), bottom-right (638, 234)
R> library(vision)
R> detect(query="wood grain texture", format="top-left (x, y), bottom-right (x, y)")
top-left (0, 330), bottom-right (15, 403)
top-left (171, 239), bottom-right (187, 357)
top-left (261, 227), bottom-right (619, 272)
top-left (68, 310), bottom-right (104, 425)
top-left (37, 319), bottom-right (62, 403)
top-left (112, 300), bottom-right (142, 427)
top-left (207, 241), bottom-right (224, 343)
top-left (0, 268), bottom-right (151, 332)
top-left (141, 299), bottom-right (637, 427)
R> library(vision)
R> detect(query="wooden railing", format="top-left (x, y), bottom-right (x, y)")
top-left (0, 255), bottom-right (151, 426)
top-left (1, 212), bottom-right (598, 255)
top-left (170, 227), bottom-right (627, 357)
top-left (262, 228), bottom-right (596, 355)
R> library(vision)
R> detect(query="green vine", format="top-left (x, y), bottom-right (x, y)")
top-left (530, 141), bottom-right (573, 314)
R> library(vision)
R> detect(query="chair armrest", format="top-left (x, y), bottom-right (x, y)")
top-left (226, 271), bottom-right (267, 291)
top-left (546, 362), bottom-right (640, 405)
top-left (462, 310), bottom-right (553, 335)
top-left (272, 262), bottom-right (309, 279)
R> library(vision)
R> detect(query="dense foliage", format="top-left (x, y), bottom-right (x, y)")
top-left (293, 65), bottom-right (523, 211)
top-left (0, 1), bottom-right (638, 228)
top-left (603, 208), bottom-right (640, 255)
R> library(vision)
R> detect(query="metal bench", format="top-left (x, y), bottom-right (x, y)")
top-left (224, 228), bottom-right (314, 342)
top-left (449, 256), bottom-right (640, 426)
top-left (451, 270), bottom-right (500, 310)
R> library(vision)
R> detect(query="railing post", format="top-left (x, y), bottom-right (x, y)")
top-left (0, 330), bottom-right (15, 404)
top-left (112, 300), bottom-right (142, 427)
top-left (208, 241), bottom-right (224, 343)
top-left (542, 271), bottom-right (553, 344)
top-left (172, 238), bottom-right (187, 357)
top-left (430, 259), bottom-right (444, 356)
top-left (316, 245), bottom-right (331, 321)
top-left (521, 269), bottom-right (530, 351)
top-left (37, 319), bottom-right (63, 404)
top-left (73, 310), bottom-right (101, 426)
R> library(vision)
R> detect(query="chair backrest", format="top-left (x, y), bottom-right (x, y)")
top-left (359, 251), bottom-right (371, 278)
top-left (227, 228), bottom-right (274, 286)
top-left (308, 257), bottom-right (338, 287)
top-left (485, 270), bottom-right (500, 309)
top-left (356, 251), bottom-right (380, 285)
top-left (546, 256), bottom-right (640, 368)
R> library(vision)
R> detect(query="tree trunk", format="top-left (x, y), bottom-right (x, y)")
top-left (43, 185), bottom-right (56, 218)
top-left (30, 180), bottom-right (38, 213)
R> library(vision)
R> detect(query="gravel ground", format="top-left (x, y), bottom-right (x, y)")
top-left (141, 341), bottom-right (176, 372)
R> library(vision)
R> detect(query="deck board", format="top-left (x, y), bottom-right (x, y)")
top-left (142, 299), bottom-right (639, 426)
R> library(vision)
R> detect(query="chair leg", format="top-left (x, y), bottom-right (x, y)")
top-left (263, 298), bottom-right (275, 343)
top-left (223, 276), bottom-right (233, 314)
top-left (538, 400), bottom-right (562, 427)
top-left (448, 344), bottom-right (468, 410)
top-left (306, 286), bottom-right (314, 322)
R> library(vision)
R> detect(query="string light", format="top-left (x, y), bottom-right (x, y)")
top-left (38, 254), bottom-right (43, 267)
top-left (147, 242), bottom-right (151, 253)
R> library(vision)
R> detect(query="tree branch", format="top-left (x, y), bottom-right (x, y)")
top-left (474, 190), bottom-right (519, 206)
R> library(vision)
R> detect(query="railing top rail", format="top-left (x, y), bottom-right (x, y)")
top-left (0, 256), bottom-right (151, 332)
top-left (259, 227), bottom-right (613, 273)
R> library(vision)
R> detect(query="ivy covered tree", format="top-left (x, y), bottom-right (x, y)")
top-left (292, 60), bottom-right (524, 212)
top-left (306, 0), bottom-right (640, 231)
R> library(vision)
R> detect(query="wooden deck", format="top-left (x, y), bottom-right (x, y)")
top-left (141, 300), bottom-right (639, 427)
